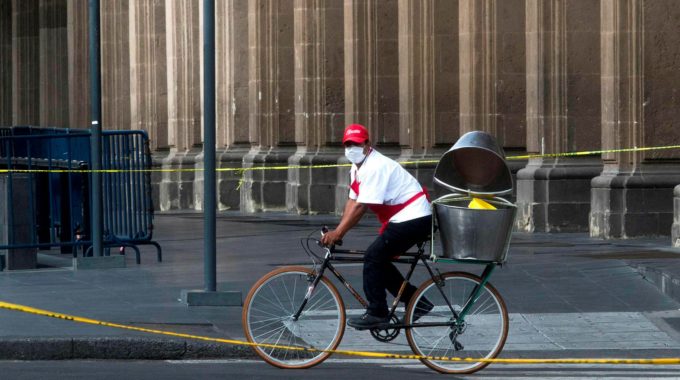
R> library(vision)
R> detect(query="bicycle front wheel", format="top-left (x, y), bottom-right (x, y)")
top-left (242, 266), bottom-right (346, 369)
top-left (405, 271), bottom-right (508, 374)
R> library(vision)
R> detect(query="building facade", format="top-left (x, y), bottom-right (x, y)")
top-left (1, 0), bottom-right (680, 243)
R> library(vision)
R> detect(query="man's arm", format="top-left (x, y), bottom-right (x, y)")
top-left (321, 198), bottom-right (368, 246)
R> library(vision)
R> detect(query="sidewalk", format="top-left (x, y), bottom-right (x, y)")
top-left (0, 212), bottom-right (679, 360)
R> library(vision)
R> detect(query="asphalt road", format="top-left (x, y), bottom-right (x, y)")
top-left (0, 359), bottom-right (679, 380)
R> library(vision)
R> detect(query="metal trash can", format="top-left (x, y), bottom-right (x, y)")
top-left (431, 131), bottom-right (516, 264)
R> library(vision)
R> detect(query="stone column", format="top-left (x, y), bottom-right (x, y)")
top-left (344, 0), bottom-right (376, 132)
top-left (398, 0), bottom-right (435, 155)
top-left (286, 0), bottom-right (344, 214)
top-left (101, 0), bottom-right (130, 131)
top-left (516, 0), bottom-right (602, 232)
top-left (397, 0), bottom-right (458, 188)
top-left (158, 0), bottom-right (201, 211)
top-left (38, 0), bottom-right (68, 127)
top-left (241, 0), bottom-right (296, 213)
top-left (433, 0), bottom-right (460, 149)
top-left (591, 0), bottom-right (680, 238)
top-left (215, 0), bottom-right (250, 211)
top-left (496, 0), bottom-right (526, 150)
top-left (674, 185), bottom-right (680, 247)
top-left (341, 0), bottom-right (402, 212)
top-left (12, 0), bottom-right (40, 125)
top-left (67, 0), bottom-right (90, 128)
top-left (129, 0), bottom-right (168, 210)
top-left (0, 0), bottom-right (11, 125)
top-left (459, 0), bottom-right (496, 136)
top-left (129, 0), bottom-right (168, 150)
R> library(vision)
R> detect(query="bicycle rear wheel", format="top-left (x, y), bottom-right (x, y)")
top-left (242, 266), bottom-right (346, 369)
top-left (405, 271), bottom-right (508, 374)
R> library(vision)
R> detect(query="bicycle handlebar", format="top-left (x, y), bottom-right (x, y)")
top-left (320, 226), bottom-right (343, 248)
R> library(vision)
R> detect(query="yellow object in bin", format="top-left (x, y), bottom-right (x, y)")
top-left (468, 197), bottom-right (497, 210)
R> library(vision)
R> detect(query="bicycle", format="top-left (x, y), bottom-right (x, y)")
top-left (242, 227), bottom-right (509, 374)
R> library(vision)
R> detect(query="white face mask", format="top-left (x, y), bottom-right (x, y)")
top-left (345, 146), bottom-right (367, 164)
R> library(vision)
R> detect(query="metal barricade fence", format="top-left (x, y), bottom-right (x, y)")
top-left (100, 130), bottom-right (161, 262)
top-left (0, 127), bottom-right (160, 271)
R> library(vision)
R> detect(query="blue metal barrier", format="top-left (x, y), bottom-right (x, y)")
top-left (0, 127), bottom-right (161, 270)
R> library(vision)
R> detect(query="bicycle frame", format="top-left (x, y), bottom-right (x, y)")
top-left (293, 241), bottom-right (498, 329)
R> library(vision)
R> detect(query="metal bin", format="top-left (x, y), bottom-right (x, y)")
top-left (431, 131), bottom-right (516, 264)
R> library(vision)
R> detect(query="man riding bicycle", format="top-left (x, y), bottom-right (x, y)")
top-left (321, 124), bottom-right (434, 329)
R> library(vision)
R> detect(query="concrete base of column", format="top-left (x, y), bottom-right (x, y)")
top-left (516, 159), bottom-right (602, 232)
top-left (590, 169), bottom-right (680, 238)
top-left (180, 289), bottom-right (242, 307)
top-left (0, 174), bottom-right (37, 270)
top-left (241, 147), bottom-right (295, 213)
top-left (73, 256), bottom-right (126, 270)
top-left (157, 150), bottom-right (200, 211)
top-left (334, 156), bottom-right (351, 215)
top-left (673, 185), bottom-right (680, 247)
top-left (217, 145), bottom-right (250, 211)
top-left (287, 147), bottom-right (343, 215)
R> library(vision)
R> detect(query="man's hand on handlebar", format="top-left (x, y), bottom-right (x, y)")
top-left (320, 229), bottom-right (343, 247)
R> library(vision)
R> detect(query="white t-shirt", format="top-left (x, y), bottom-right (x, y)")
top-left (349, 149), bottom-right (431, 223)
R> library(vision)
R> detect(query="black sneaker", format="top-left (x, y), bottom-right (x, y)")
top-left (412, 297), bottom-right (434, 322)
top-left (347, 313), bottom-right (390, 330)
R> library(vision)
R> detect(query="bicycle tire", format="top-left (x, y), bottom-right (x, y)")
top-left (242, 266), bottom-right (346, 369)
top-left (405, 271), bottom-right (508, 374)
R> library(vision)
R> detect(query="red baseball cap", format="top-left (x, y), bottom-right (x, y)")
top-left (342, 124), bottom-right (369, 144)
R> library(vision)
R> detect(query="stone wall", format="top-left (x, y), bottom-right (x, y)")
top-left (1, 0), bottom-right (680, 240)
top-left (590, 0), bottom-right (680, 238)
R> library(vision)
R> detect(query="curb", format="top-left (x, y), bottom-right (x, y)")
top-left (0, 337), bottom-right (259, 360)
top-left (631, 264), bottom-right (680, 304)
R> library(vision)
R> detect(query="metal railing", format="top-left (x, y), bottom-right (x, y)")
top-left (0, 127), bottom-right (161, 270)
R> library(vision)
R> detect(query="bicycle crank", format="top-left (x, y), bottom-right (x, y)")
top-left (370, 315), bottom-right (401, 342)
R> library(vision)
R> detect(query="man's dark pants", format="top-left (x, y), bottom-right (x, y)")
top-left (363, 215), bottom-right (432, 317)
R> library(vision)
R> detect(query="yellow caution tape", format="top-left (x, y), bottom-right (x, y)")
top-left (0, 143), bottom-right (679, 175)
top-left (0, 300), bottom-right (679, 365)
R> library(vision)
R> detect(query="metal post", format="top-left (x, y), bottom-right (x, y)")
top-left (180, 0), bottom-right (240, 305)
top-left (89, 0), bottom-right (103, 257)
top-left (203, 0), bottom-right (217, 292)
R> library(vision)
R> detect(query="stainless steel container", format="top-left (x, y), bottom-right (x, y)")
top-left (433, 195), bottom-right (516, 263)
top-left (433, 131), bottom-right (513, 196)
top-left (431, 131), bottom-right (516, 263)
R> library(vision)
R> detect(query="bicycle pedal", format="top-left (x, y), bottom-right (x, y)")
top-left (350, 322), bottom-right (390, 331)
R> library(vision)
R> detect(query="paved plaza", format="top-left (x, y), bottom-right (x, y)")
top-left (0, 212), bottom-right (679, 360)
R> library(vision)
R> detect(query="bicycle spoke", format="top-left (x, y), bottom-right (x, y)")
top-left (244, 268), bottom-right (344, 368)
top-left (268, 325), bottom-right (289, 357)
top-left (304, 294), bottom-right (336, 314)
top-left (254, 324), bottom-right (287, 341)
top-left (251, 318), bottom-right (290, 333)
top-left (291, 274), bottom-right (299, 311)
top-left (268, 279), bottom-right (291, 313)
top-left (250, 306), bottom-right (287, 320)
top-left (406, 273), bottom-right (507, 374)
top-left (469, 295), bottom-right (494, 315)
top-left (249, 314), bottom-right (289, 325)
top-left (256, 290), bottom-right (291, 314)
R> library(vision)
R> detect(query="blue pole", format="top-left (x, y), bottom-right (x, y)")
top-left (203, 0), bottom-right (216, 291)
top-left (89, 0), bottom-right (103, 257)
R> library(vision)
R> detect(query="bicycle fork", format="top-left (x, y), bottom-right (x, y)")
top-left (291, 262), bottom-right (329, 321)
top-left (291, 251), bottom-right (369, 321)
